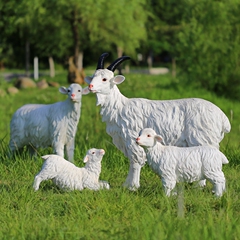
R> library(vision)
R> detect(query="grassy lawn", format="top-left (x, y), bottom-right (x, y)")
top-left (0, 70), bottom-right (239, 239)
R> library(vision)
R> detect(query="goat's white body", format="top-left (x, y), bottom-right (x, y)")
top-left (137, 128), bottom-right (228, 197)
top-left (9, 84), bottom-right (87, 161)
top-left (145, 142), bottom-right (228, 197)
top-left (33, 149), bottom-right (110, 191)
top-left (87, 68), bottom-right (231, 190)
top-left (100, 86), bottom-right (230, 155)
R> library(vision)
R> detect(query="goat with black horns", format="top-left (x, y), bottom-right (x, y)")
top-left (84, 53), bottom-right (231, 190)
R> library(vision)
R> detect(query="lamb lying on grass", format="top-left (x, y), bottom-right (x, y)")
top-left (136, 128), bottom-right (228, 197)
top-left (33, 148), bottom-right (110, 191)
top-left (9, 83), bottom-right (89, 162)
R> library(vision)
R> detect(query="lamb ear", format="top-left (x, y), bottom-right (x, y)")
top-left (82, 87), bottom-right (90, 95)
top-left (59, 86), bottom-right (68, 95)
top-left (85, 76), bottom-right (93, 84)
top-left (112, 75), bottom-right (125, 85)
top-left (83, 155), bottom-right (89, 163)
top-left (155, 135), bottom-right (165, 145)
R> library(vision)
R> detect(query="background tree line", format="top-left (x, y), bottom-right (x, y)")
top-left (1, 0), bottom-right (240, 99)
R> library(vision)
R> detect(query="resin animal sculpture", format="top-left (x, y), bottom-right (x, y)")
top-left (85, 52), bottom-right (231, 190)
top-left (136, 128), bottom-right (228, 197)
top-left (9, 83), bottom-right (89, 162)
top-left (33, 148), bottom-right (110, 191)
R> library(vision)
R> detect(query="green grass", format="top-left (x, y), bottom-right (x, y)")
top-left (0, 70), bottom-right (240, 239)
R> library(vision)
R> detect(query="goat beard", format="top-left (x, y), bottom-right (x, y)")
top-left (96, 93), bottom-right (108, 106)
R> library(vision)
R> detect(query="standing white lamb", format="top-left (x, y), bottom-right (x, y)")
top-left (84, 53), bottom-right (231, 190)
top-left (9, 83), bottom-right (89, 162)
top-left (33, 148), bottom-right (110, 191)
top-left (136, 128), bottom-right (228, 197)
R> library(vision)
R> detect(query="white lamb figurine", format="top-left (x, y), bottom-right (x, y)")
top-left (33, 148), bottom-right (110, 191)
top-left (136, 128), bottom-right (228, 197)
top-left (9, 83), bottom-right (89, 162)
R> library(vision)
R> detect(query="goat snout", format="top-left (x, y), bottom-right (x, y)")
top-left (71, 94), bottom-right (75, 97)
top-left (136, 137), bottom-right (140, 144)
top-left (100, 149), bottom-right (105, 155)
top-left (89, 84), bottom-right (97, 93)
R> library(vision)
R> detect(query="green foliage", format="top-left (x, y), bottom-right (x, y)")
top-left (144, 0), bottom-right (186, 55)
top-left (83, 0), bottom-right (147, 56)
top-left (141, 0), bottom-right (240, 100)
top-left (0, 0), bottom-right (148, 68)
top-left (2, 0), bottom-right (240, 101)
top-left (175, 0), bottom-right (240, 98)
top-left (0, 72), bottom-right (240, 239)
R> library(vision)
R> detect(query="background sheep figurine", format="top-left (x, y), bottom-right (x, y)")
top-left (33, 148), bottom-right (110, 191)
top-left (136, 128), bottom-right (228, 197)
top-left (84, 52), bottom-right (231, 190)
top-left (9, 83), bottom-right (89, 162)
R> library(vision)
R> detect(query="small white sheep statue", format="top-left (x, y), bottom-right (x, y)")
top-left (136, 128), bottom-right (228, 197)
top-left (9, 83), bottom-right (89, 162)
top-left (33, 148), bottom-right (110, 191)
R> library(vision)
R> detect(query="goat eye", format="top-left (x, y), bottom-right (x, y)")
top-left (147, 134), bottom-right (151, 137)
top-left (102, 78), bottom-right (107, 82)
top-left (92, 152), bottom-right (95, 154)
top-left (68, 89), bottom-right (70, 92)
top-left (78, 90), bottom-right (81, 92)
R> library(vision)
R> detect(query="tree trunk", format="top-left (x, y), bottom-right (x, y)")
top-left (77, 51), bottom-right (83, 71)
top-left (172, 57), bottom-right (176, 78)
top-left (147, 51), bottom-right (153, 69)
top-left (117, 46), bottom-right (123, 74)
top-left (70, 9), bottom-right (81, 70)
top-left (25, 40), bottom-right (30, 77)
top-left (117, 46), bottom-right (123, 58)
top-left (49, 56), bottom-right (55, 78)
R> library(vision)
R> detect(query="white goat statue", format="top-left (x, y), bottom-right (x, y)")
top-left (85, 53), bottom-right (231, 190)
top-left (33, 148), bottom-right (110, 191)
top-left (136, 128), bottom-right (228, 197)
top-left (9, 83), bottom-right (89, 162)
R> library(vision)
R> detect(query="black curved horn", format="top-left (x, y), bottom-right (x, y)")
top-left (96, 53), bottom-right (109, 70)
top-left (107, 56), bottom-right (131, 72)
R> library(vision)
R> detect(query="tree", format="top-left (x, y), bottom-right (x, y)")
top-left (143, 0), bottom-right (185, 61)
top-left (43, 0), bottom-right (90, 70)
top-left (83, 0), bottom-right (148, 59)
top-left (175, 0), bottom-right (240, 98)
top-left (1, 0), bottom-right (149, 71)
top-left (135, 0), bottom-right (190, 74)
top-left (42, 0), bottom-right (148, 70)
top-left (0, 0), bottom-right (47, 74)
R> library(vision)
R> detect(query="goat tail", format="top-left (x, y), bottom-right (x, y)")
top-left (221, 154), bottom-right (229, 165)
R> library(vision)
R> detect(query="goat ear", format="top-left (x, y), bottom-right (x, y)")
top-left (85, 76), bottom-right (92, 84)
top-left (112, 75), bottom-right (125, 85)
top-left (82, 87), bottom-right (90, 95)
top-left (59, 86), bottom-right (68, 95)
top-left (155, 135), bottom-right (165, 144)
top-left (83, 155), bottom-right (89, 163)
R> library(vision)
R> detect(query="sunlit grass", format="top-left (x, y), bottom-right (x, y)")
top-left (0, 71), bottom-right (240, 239)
